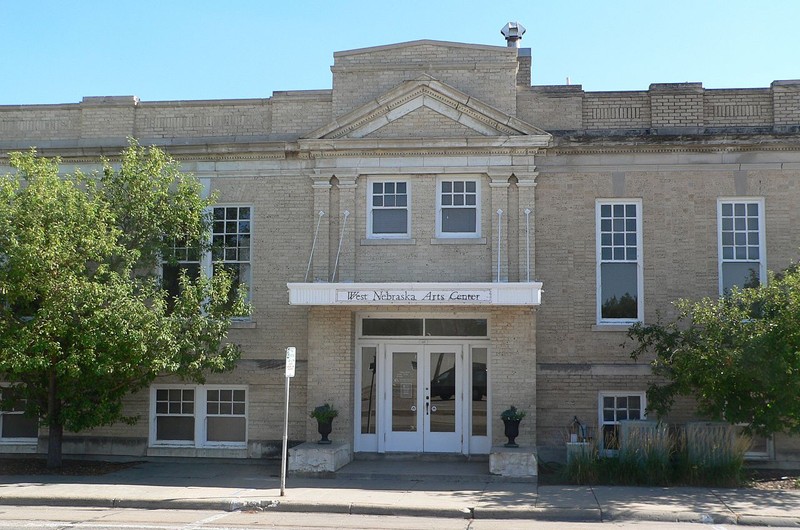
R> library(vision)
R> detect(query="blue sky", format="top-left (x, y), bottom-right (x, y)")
top-left (1, 0), bottom-right (797, 105)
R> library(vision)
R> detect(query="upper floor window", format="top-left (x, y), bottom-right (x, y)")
top-left (368, 180), bottom-right (409, 238)
top-left (718, 199), bottom-right (765, 294)
top-left (596, 200), bottom-right (643, 324)
top-left (162, 205), bottom-right (252, 310)
top-left (162, 239), bottom-right (201, 311)
top-left (212, 206), bottom-right (252, 306)
top-left (437, 179), bottom-right (479, 237)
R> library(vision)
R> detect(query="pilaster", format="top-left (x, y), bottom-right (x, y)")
top-left (488, 171), bottom-right (511, 282)
top-left (333, 172), bottom-right (358, 282)
top-left (515, 171), bottom-right (538, 282)
top-left (310, 174), bottom-right (333, 282)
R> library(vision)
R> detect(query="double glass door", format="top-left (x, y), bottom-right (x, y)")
top-left (384, 344), bottom-right (462, 452)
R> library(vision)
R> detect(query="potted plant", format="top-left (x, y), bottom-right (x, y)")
top-left (501, 405), bottom-right (526, 448)
top-left (310, 403), bottom-right (338, 444)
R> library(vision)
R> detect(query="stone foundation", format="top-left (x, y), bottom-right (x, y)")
top-left (489, 445), bottom-right (537, 478)
top-left (288, 441), bottom-right (352, 474)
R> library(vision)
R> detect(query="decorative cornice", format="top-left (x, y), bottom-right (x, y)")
top-left (305, 76), bottom-right (551, 141)
top-left (548, 143), bottom-right (800, 156)
top-left (297, 147), bottom-right (539, 160)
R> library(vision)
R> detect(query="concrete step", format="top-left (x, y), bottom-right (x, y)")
top-left (335, 458), bottom-right (536, 483)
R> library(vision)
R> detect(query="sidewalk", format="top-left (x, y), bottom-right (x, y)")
top-left (0, 459), bottom-right (799, 526)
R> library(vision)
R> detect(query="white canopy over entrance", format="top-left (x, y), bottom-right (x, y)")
top-left (287, 282), bottom-right (543, 306)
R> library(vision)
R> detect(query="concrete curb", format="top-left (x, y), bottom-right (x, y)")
top-left (2, 495), bottom-right (800, 525)
top-left (0, 496), bottom-right (264, 512)
top-left (472, 507), bottom-right (602, 521)
top-left (603, 508), bottom-right (738, 525)
top-left (735, 515), bottom-right (800, 527)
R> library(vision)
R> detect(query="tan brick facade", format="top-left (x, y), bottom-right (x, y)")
top-left (1, 37), bottom-right (799, 467)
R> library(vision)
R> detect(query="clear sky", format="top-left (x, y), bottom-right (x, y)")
top-left (1, 0), bottom-right (797, 105)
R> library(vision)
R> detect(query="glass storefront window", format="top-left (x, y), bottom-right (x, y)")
top-left (362, 319), bottom-right (423, 336)
top-left (425, 319), bottom-right (487, 337)
top-left (471, 348), bottom-right (487, 436)
top-left (362, 318), bottom-right (487, 337)
top-left (360, 346), bottom-right (377, 434)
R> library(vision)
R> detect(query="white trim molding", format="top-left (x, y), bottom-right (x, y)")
top-left (287, 282), bottom-right (543, 306)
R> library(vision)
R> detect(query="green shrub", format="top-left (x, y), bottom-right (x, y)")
top-left (562, 441), bottom-right (599, 484)
top-left (560, 421), bottom-right (747, 487)
top-left (682, 423), bottom-right (748, 487)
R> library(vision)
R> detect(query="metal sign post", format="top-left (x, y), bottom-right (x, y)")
top-left (280, 346), bottom-right (296, 497)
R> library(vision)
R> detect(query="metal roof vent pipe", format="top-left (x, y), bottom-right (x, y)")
top-left (501, 22), bottom-right (526, 47)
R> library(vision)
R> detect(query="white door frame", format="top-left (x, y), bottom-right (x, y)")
top-left (353, 337), bottom-right (492, 455)
top-left (381, 343), bottom-right (464, 453)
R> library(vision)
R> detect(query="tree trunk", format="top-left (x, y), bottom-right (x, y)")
top-left (46, 371), bottom-right (62, 469)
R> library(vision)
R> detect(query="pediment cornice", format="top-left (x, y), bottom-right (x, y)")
top-left (302, 76), bottom-right (552, 144)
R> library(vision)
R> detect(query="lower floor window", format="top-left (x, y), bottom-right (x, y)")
top-left (151, 385), bottom-right (247, 447)
top-left (599, 392), bottom-right (645, 451)
top-left (0, 386), bottom-right (38, 442)
top-left (736, 425), bottom-right (774, 461)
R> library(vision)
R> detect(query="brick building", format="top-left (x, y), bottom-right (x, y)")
top-left (2, 28), bottom-right (799, 473)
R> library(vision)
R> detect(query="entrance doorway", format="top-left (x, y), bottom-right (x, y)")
top-left (384, 344), bottom-right (462, 452)
top-left (355, 316), bottom-right (490, 455)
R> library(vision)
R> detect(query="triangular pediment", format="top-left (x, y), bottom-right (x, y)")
top-left (304, 76), bottom-right (550, 140)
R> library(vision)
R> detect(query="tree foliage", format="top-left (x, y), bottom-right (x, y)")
top-left (627, 267), bottom-right (800, 437)
top-left (0, 141), bottom-right (248, 466)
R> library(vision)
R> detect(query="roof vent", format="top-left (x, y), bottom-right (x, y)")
top-left (501, 22), bottom-right (526, 48)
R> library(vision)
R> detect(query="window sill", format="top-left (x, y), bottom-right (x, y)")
top-left (230, 320), bottom-right (257, 329)
top-left (591, 324), bottom-right (635, 332)
top-left (361, 238), bottom-right (416, 246)
top-left (430, 237), bottom-right (486, 245)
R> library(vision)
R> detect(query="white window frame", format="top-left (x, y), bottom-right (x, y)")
top-left (436, 177), bottom-right (481, 238)
top-left (596, 199), bottom-right (644, 325)
top-left (0, 384), bottom-right (38, 444)
top-left (735, 424), bottom-right (775, 461)
top-left (210, 205), bottom-right (253, 305)
top-left (367, 179), bottom-right (410, 239)
top-left (598, 391), bottom-right (647, 454)
top-left (149, 384), bottom-right (248, 448)
top-left (717, 198), bottom-right (766, 295)
top-left (160, 238), bottom-right (201, 307)
top-left (159, 204), bottom-right (253, 311)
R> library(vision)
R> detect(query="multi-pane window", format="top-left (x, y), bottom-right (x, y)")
top-left (599, 392), bottom-right (645, 450)
top-left (212, 206), bottom-right (251, 304)
top-left (151, 386), bottom-right (247, 447)
top-left (155, 388), bottom-right (195, 442)
top-left (718, 199), bottom-right (765, 294)
top-left (162, 239), bottom-right (201, 310)
top-left (597, 201), bottom-right (643, 323)
top-left (206, 389), bottom-right (246, 443)
top-left (368, 181), bottom-right (409, 238)
top-left (161, 205), bottom-right (251, 310)
top-left (438, 179), bottom-right (479, 237)
top-left (0, 386), bottom-right (38, 441)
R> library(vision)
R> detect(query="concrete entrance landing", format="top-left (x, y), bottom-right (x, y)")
top-left (334, 454), bottom-right (536, 483)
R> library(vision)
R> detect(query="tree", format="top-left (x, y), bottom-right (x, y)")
top-left (627, 266), bottom-right (800, 437)
top-left (0, 142), bottom-right (248, 467)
